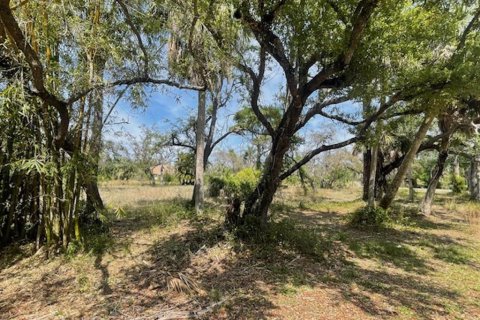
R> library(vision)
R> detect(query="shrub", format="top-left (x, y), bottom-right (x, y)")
top-left (224, 168), bottom-right (260, 199)
top-left (207, 174), bottom-right (229, 197)
top-left (149, 199), bottom-right (195, 225)
top-left (162, 172), bottom-right (178, 184)
top-left (451, 174), bottom-right (467, 194)
top-left (207, 167), bottom-right (260, 200)
top-left (348, 206), bottom-right (391, 228)
top-left (320, 167), bottom-right (356, 189)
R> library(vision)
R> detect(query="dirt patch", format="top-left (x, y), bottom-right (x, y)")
top-left (1, 186), bottom-right (480, 319)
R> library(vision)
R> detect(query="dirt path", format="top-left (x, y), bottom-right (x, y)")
top-left (1, 186), bottom-right (480, 319)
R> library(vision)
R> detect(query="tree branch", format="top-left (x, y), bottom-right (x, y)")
top-left (240, 7), bottom-right (298, 96)
top-left (456, 6), bottom-right (480, 52)
top-left (236, 48), bottom-right (275, 137)
top-left (103, 85), bottom-right (129, 125)
top-left (296, 95), bottom-right (351, 130)
top-left (116, 0), bottom-right (149, 75)
top-left (170, 134), bottom-right (196, 151)
top-left (302, 0), bottom-right (378, 98)
top-left (210, 130), bottom-right (237, 151)
top-left (67, 76), bottom-right (205, 105)
top-left (279, 137), bottom-right (359, 180)
top-left (0, 0), bottom-right (69, 148)
top-left (325, 0), bottom-right (348, 25)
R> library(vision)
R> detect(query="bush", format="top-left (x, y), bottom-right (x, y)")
top-left (348, 206), bottom-right (391, 228)
top-left (451, 174), bottom-right (467, 194)
top-left (319, 167), bottom-right (356, 189)
top-left (149, 199), bottom-right (195, 225)
top-left (207, 174), bottom-right (229, 197)
top-left (162, 172), bottom-right (178, 184)
top-left (207, 167), bottom-right (260, 200)
top-left (225, 168), bottom-right (260, 199)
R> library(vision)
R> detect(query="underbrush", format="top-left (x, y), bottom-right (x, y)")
top-left (66, 198), bottom-right (199, 258)
top-left (445, 200), bottom-right (480, 224)
top-left (119, 197), bottom-right (196, 226)
top-left (347, 206), bottom-right (392, 229)
top-left (233, 217), bottom-right (334, 261)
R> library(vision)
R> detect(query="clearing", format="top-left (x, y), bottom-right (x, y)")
top-left (1, 183), bottom-right (480, 319)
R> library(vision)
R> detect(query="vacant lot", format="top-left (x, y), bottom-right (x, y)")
top-left (1, 183), bottom-right (480, 319)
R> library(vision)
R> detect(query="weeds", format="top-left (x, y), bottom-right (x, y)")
top-left (347, 206), bottom-right (391, 229)
top-left (234, 217), bottom-right (333, 261)
top-left (433, 244), bottom-right (471, 264)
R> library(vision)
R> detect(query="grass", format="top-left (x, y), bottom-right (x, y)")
top-left (1, 183), bottom-right (480, 319)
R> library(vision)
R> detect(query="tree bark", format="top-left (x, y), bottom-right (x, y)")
top-left (367, 145), bottom-right (378, 208)
top-left (407, 168), bottom-right (415, 202)
top-left (84, 50), bottom-right (106, 215)
top-left (421, 150), bottom-right (448, 215)
top-left (469, 155), bottom-right (480, 201)
top-left (193, 91), bottom-right (206, 214)
top-left (380, 114), bottom-right (434, 209)
top-left (421, 118), bottom-right (452, 215)
top-left (453, 155), bottom-right (461, 176)
top-left (363, 149), bottom-right (372, 201)
top-left (242, 115), bottom-right (298, 224)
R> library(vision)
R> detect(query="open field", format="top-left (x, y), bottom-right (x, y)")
top-left (1, 184), bottom-right (480, 319)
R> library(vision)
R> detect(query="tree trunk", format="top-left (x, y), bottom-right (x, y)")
top-left (367, 146), bottom-right (378, 208)
top-left (380, 114), bottom-right (434, 209)
top-left (421, 119), bottom-right (452, 215)
top-left (376, 151), bottom-right (387, 200)
top-left (193, 91), bottom-right (206, 214)
top-left (421, 150), bottom-right (448, 215)
top-left (255, 144), bottom-right (262, 170)
top-left (453, 155), bottom-right (460, 176)
top-left (363, 149), bottom-right (372, 201)
top-left (242, 134), bottom-right (291, 224)
top-left (407, 168), bottom-right (415, 202)
top-left (242, 95), bottom-right (306, 225)
top-left (243, 164), bottom-right (280, 225)
top-left (84, 55), bottom-right (106, 215)
top-left (469, 155), bottom-right (480, 201)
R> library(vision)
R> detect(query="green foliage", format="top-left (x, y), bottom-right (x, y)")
top-left (99, 158), bottom-right (137, 181)
top-left (233, 106), bottom-right (282, 135)
top-left (307, 149), bottom-right (361, 190)
top-left (235, 217), bottom-right (332, 261)
top-left (412, 152), bottom-right (437, 188)
top-left (153, 200), bottom-right (195, 225)
top-left (451, 174), bottom-right (467, 194)
top-left (207, 167), bottom-right (260, 200)
top-left (348, 206), bottom-right (391, 229)
top-left (176, 151), bottom-right (195, 180)
top-left (206, 169), bottom-right (231, 197)
top-left (162, 172), bottom-right (178, 184)
top-left (434, 244), bottom-right (471, 264)
top-left (126, 198), bottom-right (195, 227)
top-left (226, 168), bottom-right (260, 199)
top-left (320, 166), bottom-right (356, 189)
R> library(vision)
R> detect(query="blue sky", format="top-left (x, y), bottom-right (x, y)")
top-left (103, 66), bottom-right (359, 157)
top-left (103, 84), bottom-right (247, 152)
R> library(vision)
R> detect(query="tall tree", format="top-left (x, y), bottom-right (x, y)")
top-left (199, 0), bottom-right (480, 224)
top-left (0, 0), bottom-right (202, 248)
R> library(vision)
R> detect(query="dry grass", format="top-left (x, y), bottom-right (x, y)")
top-left (1, 183), bottom-right (480, 319)
top-left (100, 183), bottom-right (193, 207)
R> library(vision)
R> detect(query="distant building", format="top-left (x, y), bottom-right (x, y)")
top-left (149, 164), bottom-right (175, 183)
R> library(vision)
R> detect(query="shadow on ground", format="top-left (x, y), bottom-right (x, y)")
top-left (1, 195), bottom-right (476, 319)
top-left (114, 205), bottom-right (468, 319)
